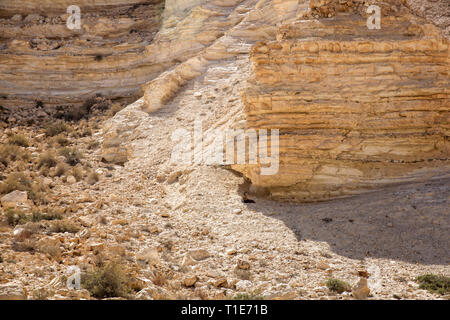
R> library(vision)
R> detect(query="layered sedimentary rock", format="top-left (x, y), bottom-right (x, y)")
top-left (0, 0), bottom-right (164, 107)
top-left (233, 0), bottom-right (450, 201)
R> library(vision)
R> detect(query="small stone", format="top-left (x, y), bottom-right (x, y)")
top-left (1, 190), bottom-right (29, 208)
top-left (88, 242), bottom-right (105, 252)
top-left (237, 260), bottom-right (250, 270)
top-left (13, 227), bottom-right (32, 241)
top-left (214, 278), bottom-right (228, 288)
top-left (235, 280), bottom-right (252, 291)
top-left (317, 260), bottom-right (330, 270)
top-left (233, 208), bottom-right (242, 215)
top-left (11, 15), bottom-right (22, 22)
top-left (136, 247), bottom-right (160, 266)
top-left (43, 177), bottom-right (53, 187)
top-left (183, 276), bottom-right (198, 287)
top-left (111, 219), bottom-right (128, 226)
top-left (167, 171), bottom-right (182, 184)
top-left (352, 278), bottom-right (371, 299)
top-left (189, 249), bottom-right (211, 261)
top-left (0, 281), bottom-right (27, 300)
top-left (182, 254), bottom-right (198, 266)
top-left (66, 175), bottom-right (76, 184)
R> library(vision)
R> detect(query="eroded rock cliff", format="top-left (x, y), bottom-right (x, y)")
top-left (232, 0), bottom-right (449, 201)
top-left (0, 0), bottom-right (164, 107)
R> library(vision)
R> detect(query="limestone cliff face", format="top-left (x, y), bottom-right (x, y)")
top-left (0, 0), bottom-right (164, 107)
top-left (232, 0), bottom-right (450, 201)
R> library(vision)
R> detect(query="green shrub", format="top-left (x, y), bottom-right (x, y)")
top-left (416, 274), bottom-right (450, 295)
top-left (326, 278), bottom-right (352, 293)
top-left (82, 261), bottom-right (131, 299)
top-left (32, 210), bottom-right (63, 222)
top-left (232, 292), bottom-right (264, 300)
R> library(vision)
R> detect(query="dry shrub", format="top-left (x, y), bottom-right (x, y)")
top-left (86, 171), bottom-right (99, 185)
top-left (8, 134), bottom-right (29, 147)
top-left (151, 271), bottom-right (167, 287)
top-left (0, 172), bottom-right (31, 194)
top-left (45, 121), bottom-right (70, 137)
top-left (0, 144), bottom-right (31, 167)
top-left (58, 147), bottom-right (82, 166)
top-left (49, 220), bottom-right (80, 234)
top-left (82, 261), bottom-right (132, 299)
top-left (37, 152), bottom-right (57, 169)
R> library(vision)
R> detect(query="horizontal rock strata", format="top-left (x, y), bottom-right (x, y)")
top-left (0, 0), bottom-right (164, 107)
top-left (233, 1), bottom-right (450, 201)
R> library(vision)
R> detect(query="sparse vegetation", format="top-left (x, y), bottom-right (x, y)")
top-left (72, 167), bottom-right (83, 181)
top-left (49, 220), bottom-right (80, 234)
top-left (416, 274), bottom-right (450, 295)
top-left (232, 292), bottom-right (264, 300)
top-left (45, 121), bottom-right (70, 137)
top-left (53, 134), bottom-right (69, 146)
top-left (86, 171), bottom-right (99, 185)
top-left (37, 152), bottom-right (57, 169)
top-left (82, 261), bottom-right (132, 299)
top-left (326, 278), bottom-right (352, 293)
top-left (5, 208), bottom-right (30, 226)
top-left (151, 271), bottom-right (167, 287)
top-left (0, 172), bottom-right (31, 194)
top-left (55, 162), bottom-right (70, 177)
top-left (59, 147), bottom-right (82, 166)
top-left (32, 210), bottom-right (64, 222)
top-left (0, 144), bottom-right (31, 167)
top-left (8, 133), bottom-right (29, 147)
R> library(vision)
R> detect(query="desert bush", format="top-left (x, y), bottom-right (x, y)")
top-left (8, 134), bottom-right (29, 147)
top-left (37, 152), bottom-right (57, 169)
top-left (108, 103), bottom-right (124, 117)
top-left (45, 121), bottom-right (70, 137)
top-left (82, 261), bottom-right (132, 299)
top-left (0, 144), bottom-right (31, 167)
top-left (59, 147), bottom-right (82, 166)
top-left (326, 278), bottom-right (352, 293)
top-left (151, 271), bottom-right (167, 287)
top-left (0, 172), bottom-right (31, 194)
top-left (5, 208), bottom-right (31, 226)
top-left (32, 210), bottom-right (63, 222)
top-left (86, 171), bottom-right (99, 185)
top-left (49, 220), bottom-right (80, 234)
top-left (416, 274), bottom-right (450, 295)
top-left (232, 292), bottom-right (264, 300)
top-left (53, 134), bottom-right (69, 146)
top-left (28, 181), bottom-right (49, 205)
top-left (55, 163), bottom-right (70, 177)
top-left (72, 167), bottom-right (83, 181)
